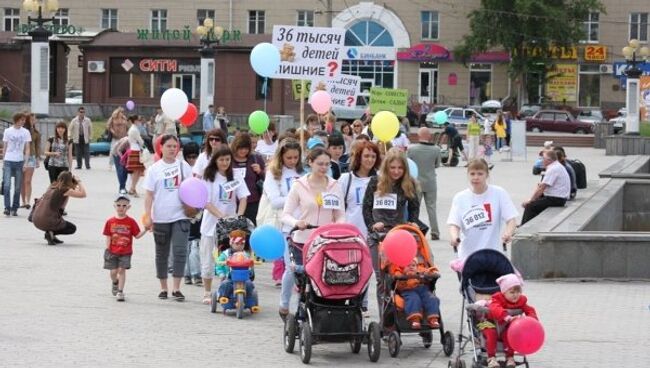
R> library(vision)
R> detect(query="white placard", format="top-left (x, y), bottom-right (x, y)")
top-left (233, 167), bottom-right (247, 181)
top-left (311, 74), bottom-right (361, 108)
top-left (272, 25), bottom-right (346, 80)
top-left (321, 192), bottom-right (341, 210)
top-left (373, 193), bottom-right (397, 210)
top-left (462, 206), bottom-right (489, 228)
top-left (222, 180), bottom-right (241, 193)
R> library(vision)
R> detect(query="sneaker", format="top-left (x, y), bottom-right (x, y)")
top-left (172, 290), bottom-right (185, 302)
top-left (158, 291), bottom-right (168, 299)
top-left (430, 233), bottom-right (440, 241)
top-left (184, 276), bottom-right (193, 285)
top-left (10, 210), bottom-right (17, 216)
top-left (116, 291), bottom-right (125, 302)
top-left (487, 357), bottom-right (500, 368)
top-left (3, 209), bottom-right (9, 216)
top-left (111, 281), bottom-right (119, 296)
top-left (193, 277), bottom-right (203, 286)
top-left (44, 231), bottom-right (56, 245)
top-left (506, 357), bottom-right (516, 368)
top-left (119, 189), bottom-right (128, 195)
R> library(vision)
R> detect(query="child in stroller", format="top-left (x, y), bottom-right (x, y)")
top-left (391, 256), bottom-right (441, 329)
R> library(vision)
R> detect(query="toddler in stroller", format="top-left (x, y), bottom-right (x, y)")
top-left (391, 257), bottom-right (441, 329)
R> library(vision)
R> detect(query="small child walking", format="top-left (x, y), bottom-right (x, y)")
top-left (103, 194), bottom-right (146, 301)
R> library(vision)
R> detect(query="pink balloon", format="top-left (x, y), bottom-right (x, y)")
top-left (383, 229), bottom-right (418, 267)
top-left (508, 316), bottom-right (545, 355)
top-left (310, 90), bottom-right (332, 114)
top-left (179, 177), bottom-right (208, 208)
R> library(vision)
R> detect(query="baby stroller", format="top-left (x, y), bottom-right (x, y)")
top-left (448, 249), bottom-right (530, 368)
top-left (379, 224), bottom-right (455, 358)
top-left (283, 223), bottom-right (382, 364)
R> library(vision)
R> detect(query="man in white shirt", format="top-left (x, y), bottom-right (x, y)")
top-left (521, 149), bottom-right (570, 225)
top-left (69, 106), bottom-right (92, 169)
top-left (2, 112), bottom-right (31, 216)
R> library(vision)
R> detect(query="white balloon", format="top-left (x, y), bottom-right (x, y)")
top-left (160, 88), bottom-right (189, 120)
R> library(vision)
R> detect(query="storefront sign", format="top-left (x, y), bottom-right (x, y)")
top-left (272, 25), bottom-right (346, 80)
top-left (18, 23), bottom-right (85, 35)
top-left (291, 80), bottom-right (312, 100)
top-left (135, 26), bottom-right (241, 43)
top-left (311, 74), bottom-right (361, 108)
top-left (545, 64), bottom-right (577, 102)
top-left (613, 62), bottom-right (650, 78)
top-left (584, 45), bottom-right (607, 62)
top-left (114, 58), bottom-right (200, 74)
top-left (369, 87), bottom-right (409, 116)
top-left (344, 47), bottom-right (396, 60)
top-left (513, 45), bottom-right (578, 60)
top-left (397, 43), bottom-right (450, 61)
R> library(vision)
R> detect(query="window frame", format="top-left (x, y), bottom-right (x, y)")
top-left (100, 8), bottom-right (118, 30)
top-left (53, 8), bottom-right (70, 27)
top-left (151, 9), bottom-right (168, 32)
top-left (3, 8), bottom-right (19, 32)
top-left (197, 9), bottom-right (215, 26)
top-left (581, 12), bottom-right (599, 43)
top-left (420, 11), bottom-right (439, 40)
top-left (248, 10), bottom-right (265, 34)
top-left (296, 10), bottom-right (314, 27)
top-left (629, 12), bottom-right (649, 42)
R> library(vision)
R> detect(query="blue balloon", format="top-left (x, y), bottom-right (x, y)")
top-left (250, 224), bottom-right (285, 260)
top-left (250, 43), bottom-right (281, 78)
top-left (434, 111), bottom-right (448, 125)
top-left (407, 158), bottom-right (419, 179)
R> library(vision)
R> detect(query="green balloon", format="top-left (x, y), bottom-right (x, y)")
top-left (248, 110), bottom-right (270, 134)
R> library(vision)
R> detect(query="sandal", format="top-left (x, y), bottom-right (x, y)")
top-left (202, 293), bottom-right (212, 305)
top-left (128, 190), bottom-right (139, 198)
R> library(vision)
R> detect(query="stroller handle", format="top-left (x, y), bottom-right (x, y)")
top-left (393, 272), bottom-right (440, 281)
top-left (288, 224), bottom-right (318, 236)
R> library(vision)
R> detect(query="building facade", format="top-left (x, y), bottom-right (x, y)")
top-left (0, 0), bottom-right (648, 113)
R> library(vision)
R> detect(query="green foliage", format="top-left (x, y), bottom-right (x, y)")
top-left (640, 122), bottom-right (650, 137)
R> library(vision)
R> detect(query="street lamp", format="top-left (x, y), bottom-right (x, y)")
top-left (621, 39), bottom-right (650, 135)
top-left (195, 18), bottom-right (224, 114)
top-left (23, 0), bottom-right (59, 115)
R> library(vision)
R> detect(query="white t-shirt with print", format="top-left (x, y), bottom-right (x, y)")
top-left (255, 140), bottom-right (278, 161)
top-left (2, 126), bottom-right (31, 162)
top-left (200, 173), bottom-right (250, 236)
top-left (542, 161), bottom-right (571, 199)
top-left (143, 159), bottom-right (193, 223)
top-left (339, 172), bottom-right (372, 239)
top-left (192, 152), bottom-right (210, 178)
top-left (447, 185), bottom-right (518, 260)
top-left (264, 167), bottom-right (303, 233)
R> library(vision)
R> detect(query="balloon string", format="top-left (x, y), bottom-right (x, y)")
top-left (263, 77), bottom-right (268, 113)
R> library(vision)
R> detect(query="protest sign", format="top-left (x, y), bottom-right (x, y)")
top-left (272, 25), bottom-right (346, 80)
top-left (369, 87), bottom-right (409, 116)
top-left (310, 74), bottom-right (361, 108)
top-left (292, 80), bottom-right (312, 100)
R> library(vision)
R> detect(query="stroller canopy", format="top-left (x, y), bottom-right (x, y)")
top-left (461, 249), bottom-right (515, 295)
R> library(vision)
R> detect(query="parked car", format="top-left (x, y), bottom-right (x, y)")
top-left (65, 90), bottom-right (83, 104)
top-left (425, 107), bottom-right (487, 127)
top-left (608, 108), bottom-right (626, 134)
top-left (577, 109), bottom-right (605, 124)
top-left (479, 100), bottom-right (502, 121)
top-left (331, 95), bottom-right (368, 121)
top-left (518, 104), bottom-right (542, 119)
top-left (525, 110), bottom-right (593, 134)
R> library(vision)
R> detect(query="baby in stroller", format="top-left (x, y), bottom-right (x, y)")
top-left (390, 256), bottom-right (441, 329)
top-left (215, 230), bottom-right (259, 315)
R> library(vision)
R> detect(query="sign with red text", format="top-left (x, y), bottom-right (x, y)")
top-left (272, 25), bottom-right (346, 80)
top-left (546, 64), bottom-right (577, 102)
top-left (310, 74), bottom-right (361, 108)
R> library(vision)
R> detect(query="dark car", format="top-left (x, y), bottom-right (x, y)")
top-left (525, 110), bottom-right (593, 134)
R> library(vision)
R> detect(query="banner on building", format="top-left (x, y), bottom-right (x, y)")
top-left (369, 87), bottom-right (409, 116)
top-left (310, 74), bottom-right (361, 108)
top-left (272, 25), bottom-right (346, 80)
top-left (641, 76), bottom-right (650, 122)
top-left (546, 64), bottom-right (577, 102)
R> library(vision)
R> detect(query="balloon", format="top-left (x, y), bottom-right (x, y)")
top-left (371, 111), bottom-right (400, 142)
top-left (179, 103), bottom-right (198, 127)
top-left (179, 177), bottom-right (208, 208)
top-left (160, 88), bottom-right (189, 120)
top-left (126, 100), bottom-right (135, 111)
top-left (250, 225), bottom-right (285, 260)
top-left (250, 42), bottom-right (281, 77)
top-left (433, 111), bottom-right (448, 125)
top-left (154, 135), bottom-right (163, 156)
top-left (407, 158), bottom-right (418, 179)
top-left (309, 91), bottom-right (332, 114)
top-left (508, 317), bottom-right (545, 355)
top-left (248, 110), bottom-right (270, 134)
top-left (383, 229), bottom-right (418, 267)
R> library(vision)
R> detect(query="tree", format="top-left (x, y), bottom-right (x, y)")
top-left (454, 0), bottom-right (605, 108)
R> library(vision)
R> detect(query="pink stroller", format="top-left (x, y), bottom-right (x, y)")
top-left (283, 223), bottom-right (382, 364)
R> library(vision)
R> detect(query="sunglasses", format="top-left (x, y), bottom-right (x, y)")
top-left (208, 137), bottom-right (221, 142)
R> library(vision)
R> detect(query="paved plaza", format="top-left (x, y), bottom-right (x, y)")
top-left (1, 147), bottom-right (649, 368)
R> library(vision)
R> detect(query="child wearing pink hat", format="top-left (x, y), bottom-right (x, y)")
top-left (482, 273), bottom-right (539, 368)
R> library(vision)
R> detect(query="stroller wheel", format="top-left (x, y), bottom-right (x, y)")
top-left (442, 331), bottom-right (455, 357)
top-left (387, 331), bottom-right (401, 358)
top-left (210, 292), bottom-right (218, 313)
top-left (448, 359), bottom-right (466, 368)
top-left (299, 323), bottom-right (313, 364)
top-left (367, 322), bottom-right (381, 362)
top-left (283, 314), bottom-right (297, 354)
top-left (349, 337), bottom-right (362, 354)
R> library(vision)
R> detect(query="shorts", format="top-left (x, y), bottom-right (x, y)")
top-left (103, 249), bottom-right (132, 270)
top-left (24, 156), bottom-right (37, 168)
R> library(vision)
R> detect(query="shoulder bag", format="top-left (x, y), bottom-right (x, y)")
top-left (43, 137), bottom-right (54, 171)
top-left (256, 177), bottom-right (282, 228)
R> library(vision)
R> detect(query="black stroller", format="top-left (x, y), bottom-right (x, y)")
top-left (448, 249), bottom-right (530, 368)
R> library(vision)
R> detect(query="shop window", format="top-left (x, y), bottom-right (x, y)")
top-left (197, 9), bottom-right (215, 25)
top-left (345, 20), bottom-right (394, 47)
top-left (249, 10), bottom-right (265, 34)
top-left (256, 75), bottom-right (272, 100)
top-left (53, 9), bottom-right (69, 27)
top-left (469, 63), bottom-right (492, 106)
top-left (110, 74), bottom-right (129, 98)
top-left (578, 64), bottom-right (600, 107)
top-left (151, 9), bottom-right (167, 32)
top-left (101, 9), bottom-right (118, 30)
top-left (630, 13), bottom-right (648, 42)
top-left (154, 74), bottom-right (172, 98)
top-left (421, 11), bottom-right (439, 40)
top-left (342, 60), bottom-right (394, 89)
top-left (3, 8), bottom-right (19, 32)
top-left (132, 74), bottom-right (152, 98)
top-left (581, 12), bottom-right (599, 43)
top-left (297, 10), bottom-right (314, 27)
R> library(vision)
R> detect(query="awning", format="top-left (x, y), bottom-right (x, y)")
top-left (397, 43), bottom-right (510, 63)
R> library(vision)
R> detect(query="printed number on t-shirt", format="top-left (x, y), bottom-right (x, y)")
top-left (222, 180), bottom-right (241, 193)
top-left (462, 207), bottom-right (489, 228)
top-left (322, 192), bottom-right (341, 210)
top-left (373, 193), bottom-right (397, 210)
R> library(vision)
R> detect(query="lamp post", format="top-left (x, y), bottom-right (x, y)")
top-left (196, 18), bottom-right (224, 114)
top-left (22, 0), bottom-right (59, 115)
top-left (621, 39), bottom-right (650, 135)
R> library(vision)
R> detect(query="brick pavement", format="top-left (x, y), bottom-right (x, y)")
top-left (1, 147), bottom-right (649, 368)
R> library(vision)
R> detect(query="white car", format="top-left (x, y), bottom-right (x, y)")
top-left (65, 90), bottom-right (83, 104)
top-left (425, 107), bottom-right (487, 127)
top-left (608, 108), bottom-right (626, 133)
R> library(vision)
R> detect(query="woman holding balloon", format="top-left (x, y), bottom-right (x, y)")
top-left (279, 148), bottom-right (346, 319)
top-left (142, 135), bottom-right (193, 301)
top-left (199, 147), bottom-right (250, 304)
top-left (192, 128), bottom-right (227, 179)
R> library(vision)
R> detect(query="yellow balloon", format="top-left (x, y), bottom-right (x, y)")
top-left (371, 111), bottom-right (400, 142)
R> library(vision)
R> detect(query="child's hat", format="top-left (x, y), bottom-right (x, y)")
top-left (307, 137), bottom-right (325, 150)
top-left (115, 194), bottom-right (130, 203)
top-left (231, 236), bottom-right (245, 244)
top-left (496, 273), bottom-right (523, 293)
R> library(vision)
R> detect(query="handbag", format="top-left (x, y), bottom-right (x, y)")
top-left (256, 179), bottom-right (282, 228)
top-left (43, 137), bottom-right (54, 171)
top-left (179, 162), bottom-right (200, 218)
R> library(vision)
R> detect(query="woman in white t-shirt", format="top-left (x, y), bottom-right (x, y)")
top-left (447, 158), bottom-right (518, 261)
top-left (199, 147), bottom-right (250, 304)
top-left (143, 135), bottom-right (193, 301)
top-left (254, 122), bottom-right (278, 163)
top-left (192, 128), bottom-right (227, 179)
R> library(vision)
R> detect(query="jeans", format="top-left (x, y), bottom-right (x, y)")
top-left (112, 154), bottom-right (128, 191)
top-left (496, 137), bottom-right (506, 150)
top-left (402, 285), bottom-right (440, 321)
top-left (279, 244), bottom-right (296, 309)
top-left (184, 239), bottom-right (201, 278)
top-left (75, 140), bottom-right (90, 169)
top-left (153, 220), bottom-right (190, 279)
top-left (3, 160), bottom-right (24, 211)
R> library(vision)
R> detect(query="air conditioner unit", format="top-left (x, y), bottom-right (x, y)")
top-left (87, 60), bottom-right (105, 73)
top-left (599, 64), bottom-right (613, 74)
